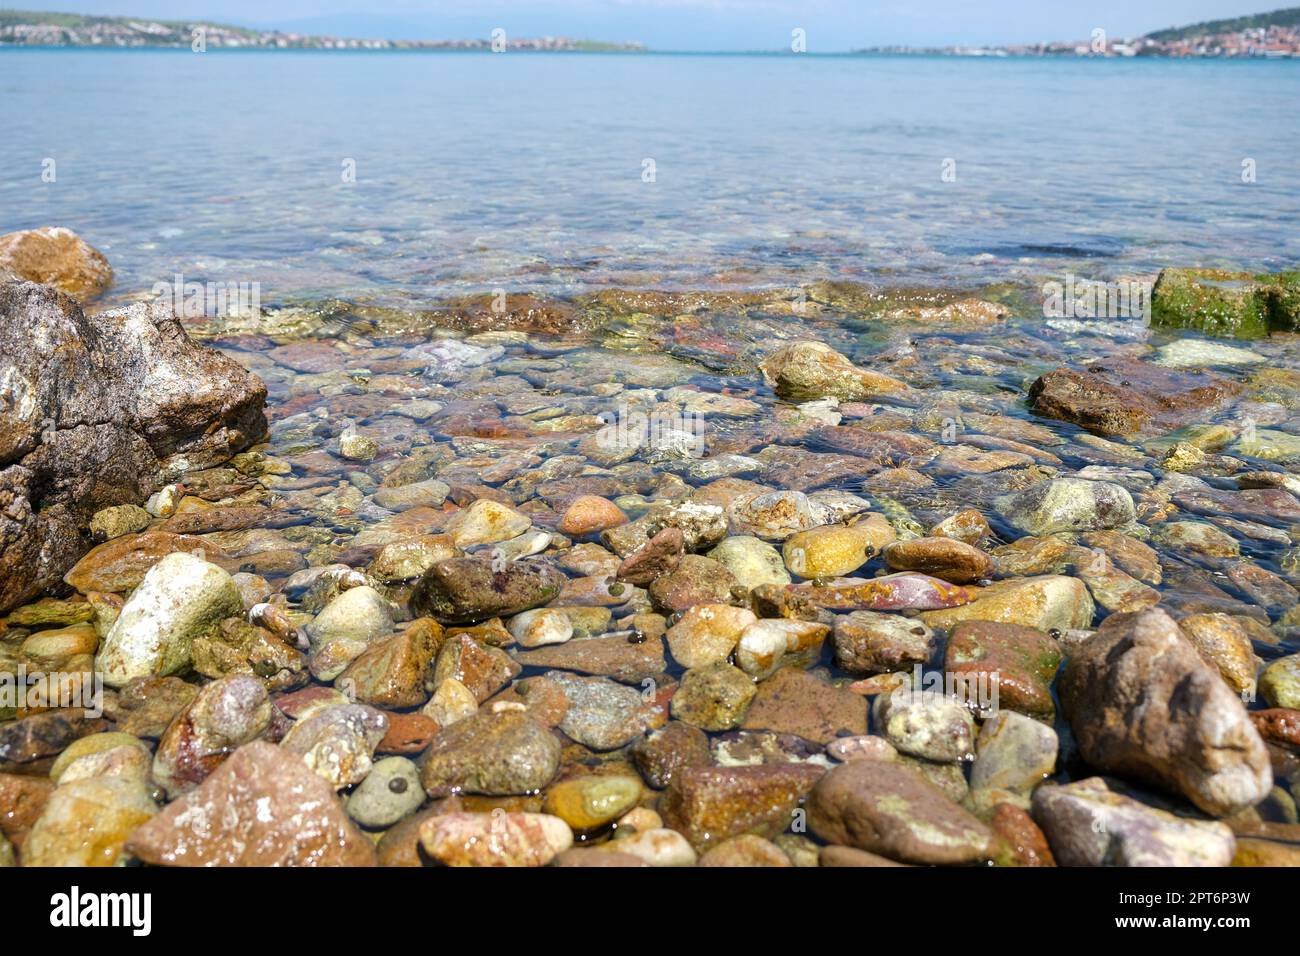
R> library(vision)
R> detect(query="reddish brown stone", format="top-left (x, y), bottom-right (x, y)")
top-left (378, 711), bottom-right (441, 754)
top-left (989, 803), bottom-right (1056, 867)
top-left (0, 772), bottom-right (55, 844)
top-left (1250, 708), bottom-right (1300, 749)
top-left (126, 740), bottom-right (376, 866)
top-left (659, 763), bottom-right (824, 850)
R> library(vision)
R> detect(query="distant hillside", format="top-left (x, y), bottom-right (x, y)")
top-left (1146, 6), bottom-right (1300, 41)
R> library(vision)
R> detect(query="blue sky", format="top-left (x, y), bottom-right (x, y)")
top-left (13, 1), bottom-right (1283, 50)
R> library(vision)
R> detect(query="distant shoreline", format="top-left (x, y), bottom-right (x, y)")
top-left (4, 45), bottom-right (1300, 60)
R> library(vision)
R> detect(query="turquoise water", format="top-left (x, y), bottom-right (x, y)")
top-left (2, 49), bottom-right (1299, 304)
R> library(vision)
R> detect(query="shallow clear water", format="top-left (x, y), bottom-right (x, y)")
top-left (3, 49), bottom-right (1300, 304)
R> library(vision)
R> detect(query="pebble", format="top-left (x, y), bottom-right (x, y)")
top-left (831, 611), bottom-right (936, 675)
top-left (807, 760), bottom-right (992, 865)
top-left (660, 763), bottom-right (824, 850)
top-left (735, 619), bottom-right (829, 680)
top-left (152, 675), bottom-right (271, 796)
top-left (280, 703), bottom-right (388, 790)
top-left (610, 827), bottom-right (698, 866)
top-left (419, 709), bottom-right (561, 796)
top-left (542, 774), bottom-right (642, 831)
top-left (419, 811), bottom-right (573, 866)
top-left (306, 585), bottom-right (394, 646)
top-left (631, 721), bottom-right (712, 789)
top-left (670, 662), bottom-right (757, 731)
top-left (508, 608), bottom-right (575, 648)
top-left (971, 711), bottom-right (1059, 794)
top-left (1260, 654), bottom-right (1300, 709)
top-left (89, 504), bottom-right (152, 541)
top-left (707, 535), bottom-right (791, 589)
top-left (781, 517), bottom-right (896, 579)
top-left (698, 833), bottom-right (792, 867)
top-left (882, 536), bottom-right (994, 584)
top-left (127, 740), bottom-right (376, 866)
top-left (558, 495), bottom-right (628, 536)
top-left (97, 553), bottom-right (243, 688)
top-left (22, 776), bottom-right (158, 866)
top-left (872, 689), bottom-right (975, 763)
top-left (665, 604), bottom-right (757, 669)
top-left (943, 620), bottom-right (1063, 718)
top-left (996, 478), bottom-right (1135, 536)
top-left (446, 499), bottom-right (533, 547)
top-left (1032, 777), bottom-right (1236, 866)
top-left (345, 756), bottom-right (425, 828)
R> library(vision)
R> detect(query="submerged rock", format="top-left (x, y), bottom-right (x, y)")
top-left (419, 811), bottom-right (573, 867)
top-left (1059, 609), bottom-right (1271, 817)
top-left (126, 740), bottom-right (376, 866)
top-left (760, 341), bottom-right (908, 401)
top-left (807, 760), bottom-right (992, 865)
top-left (1151, 266), bottom-right (1300, 339)
top-left (411, 557), bottom-right (565, 623)
top-left (996, 478), bottom-right (1134, 536)
top-left (418, 709), bottom-right (561, 796)
top-left (0, 281), bottom-right (266, 614)
top-left (96, 553), bottom-right (243, 688)
top-left (1033, 777), bottom-right (1236, 866)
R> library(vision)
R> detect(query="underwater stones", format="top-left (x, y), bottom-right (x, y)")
top-left (22, 776), bottom-right (156, 866)
top-left (760, 341), bottom-right (909, 402)
top-left (280, 703), bottom-right (388, 790)
top-left (660, 763), bottom-right (823, 850)
top-left (735, 619), bottom-right (829, 680)
top-left (558, 495), bottom-right (628, 536)
top-left (670, 663), bottom-right (756, 732)
top-left (411, 556), bottom-right (565, 623)
top-left (419, 709), bottom-right (561, 797)
top-left (512, 633), bottom-right (666, 685)
top-left (739, 665), bottom-right (867, 745)
top-left (807, 761), bottom-right (992, 865)
top-left (126, 740), bottom-right (376, 866)
top-left (707, 535), bottom-right (790, 589)
top-left (970, 711), bottom-right (1059, 795)
top-left (552, 673), bottom-right (659, 750)
top-left (1032, 777), bottom-right (1236, 866)
top-left (345, 756), bottom-right (424, 828)
top-left (152, 674), bottom-right (271, 796)
top-left (338, 621), bottom-right (443, 708)
top-left (943, 621), bottom-right (1062, 718)
top-left (831, 611), bottom-right (936, 676)
top-left (873, 688), bottom-right (975, 763)
top-left (631, 721), bottom-right (712, 789)
top-left (1028, 359), bottom-right (1242, 438)
top-left (996, 478), bottom-right (1134, 536)
top-left (881, 536), bottom-right (993, 584)
top-left (793, 572), bottom-right (971, 613)
top-left (920, 575), bottom-right (1094, 633)
top-left (665, 604), bottom-right (757, 669)
top-left (781, 517), bottom-right (896, 579)
top-left (616, 527), bottom-right (685, 586)
top-left (647, 555), bottom-right (738, 613)
top-left (97, 553), bottom-right (242, 688)
top-left (446, 499), bottom-right (532, 548)
top-left (306, 585), bottom-right (394, 647)
top-left (542, 774), bottom-right (642, 832)
top-left (1259, 654), bottom-right (1300, 710)
top-left (1059, 609), bottom-right (1271, 817)
top-left (431, 633), bottom-right (520, 703)
top-left (419, 811), bottom-right (573, 867)
top-left (727, 490), bottom-right (825, 542)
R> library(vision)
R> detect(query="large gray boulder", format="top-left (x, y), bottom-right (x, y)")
top-left (0, 280), bottom-right (267, 613)
top-left (1059, 608), bottom-right (1271, 817)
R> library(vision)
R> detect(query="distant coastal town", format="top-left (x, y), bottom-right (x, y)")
top-left (0, 10), bottom-right (644, 51)
top-left (2, 6), bottom-right (1298, 57)
top-left (864, 9), bottom-right (1300, 58)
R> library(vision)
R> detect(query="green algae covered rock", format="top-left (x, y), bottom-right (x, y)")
top-left (1151, 267), bottom-right (1300, 339)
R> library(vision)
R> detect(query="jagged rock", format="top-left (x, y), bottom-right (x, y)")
top-left (0, 281), bottom-right (266, 613)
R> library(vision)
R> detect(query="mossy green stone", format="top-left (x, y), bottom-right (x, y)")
top-left (1151, 268), bottom-right (1300, 339)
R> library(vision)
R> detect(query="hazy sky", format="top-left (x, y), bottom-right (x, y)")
top-left (14, 1), bottom-right (1283, 50)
